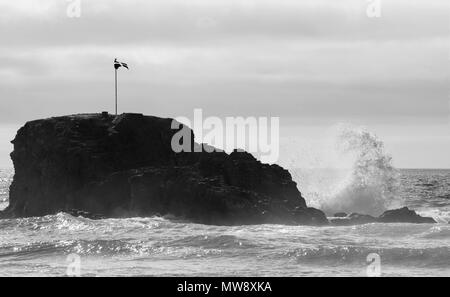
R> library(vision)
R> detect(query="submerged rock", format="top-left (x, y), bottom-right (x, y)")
top-left (333, 212), bottom-right (347, 218)
top-left (0, 113), bottom-right (327, 226)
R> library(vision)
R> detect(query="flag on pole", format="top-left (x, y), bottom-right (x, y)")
top-left (114, 58), bottom-right (129, 70)
top-left (114, 58), bottom-right (129, 116)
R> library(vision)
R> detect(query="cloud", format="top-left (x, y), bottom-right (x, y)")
top-left (1, 0), bottom-right (448, 47)
top-left (0, 0), bottom-right (448, 123)
top-left (0, 0), bottom-right (448, 168)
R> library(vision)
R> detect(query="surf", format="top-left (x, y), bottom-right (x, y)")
top-left (286, 124), bottom-right (403, 216)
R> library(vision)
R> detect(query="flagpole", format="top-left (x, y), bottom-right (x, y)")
top-left (115, 68), bottom-right (118, 116)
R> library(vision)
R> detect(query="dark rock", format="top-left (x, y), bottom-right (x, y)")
top-left (334, 212), bottom-right (347, 218)
top-left (330, 207), bottom-right (437, 226)
top-left (378, 207), bottom-right (436, 224)
top-left (0, 113), bottom-right (328, 226)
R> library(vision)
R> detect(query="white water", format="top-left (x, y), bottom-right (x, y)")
top-left (285, 124), bottom-right (403, 216)
top-left (0, 212), bottom-right (449, 277)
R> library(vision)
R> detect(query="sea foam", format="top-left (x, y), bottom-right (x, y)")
top-left (287, 124), bottom-right (402, 216)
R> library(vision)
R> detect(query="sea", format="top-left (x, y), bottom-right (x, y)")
top-left (0, 167), bottom-right (449, 277)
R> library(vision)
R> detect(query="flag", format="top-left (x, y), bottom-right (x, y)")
top-left (114, 58), bottom-right (129, 70)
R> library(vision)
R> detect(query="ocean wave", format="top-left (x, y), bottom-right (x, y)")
top-left (0, 211), bottom-right (449, 276)
top-left (0, 238), bottom-right (226, 259)
top-left (415, 225), bottom-right (450, 240)
top-left (416, 208), bottom-right (450, 224)
top-left (279, 245), bottom-right (450, 268)
top-left (0, 241), bottom-right (70, 259)
top-left (288, 124), bottom-right (402, 216)
top-left (165, 234), bottom-right (255, 250)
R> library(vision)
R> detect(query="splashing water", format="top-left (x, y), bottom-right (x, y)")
top-left (0, 169), bottom-right (13, 206)
top-left (286, 124), bottom-right (402, 216)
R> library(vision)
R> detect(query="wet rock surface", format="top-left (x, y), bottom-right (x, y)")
top-left (330, 207), bottom-right (436, 225)
top-left (377, 207), bottom-right (436, 224)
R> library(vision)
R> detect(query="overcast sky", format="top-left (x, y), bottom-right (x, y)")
top-left (0, 0), bottom-right (449, 168)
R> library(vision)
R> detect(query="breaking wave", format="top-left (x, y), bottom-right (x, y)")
top-left (288, 124), bottom-right (402, 216)
top-left (0, 213), bottom-right (449, 276)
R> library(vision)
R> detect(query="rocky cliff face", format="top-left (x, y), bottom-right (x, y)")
top-left (1, 113), bottom-right (328, 225)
